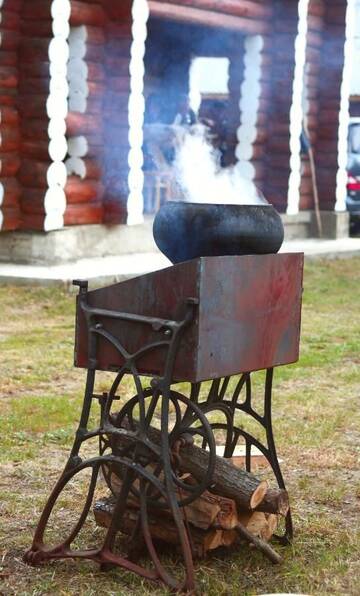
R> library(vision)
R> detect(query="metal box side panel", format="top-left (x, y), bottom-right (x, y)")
top-left (196, 254), bottom-right (304, 381)
top-left (74, 259), bottom-right (201, 380)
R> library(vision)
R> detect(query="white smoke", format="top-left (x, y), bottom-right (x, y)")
top-left (174, 125), bottom-right (267, 206)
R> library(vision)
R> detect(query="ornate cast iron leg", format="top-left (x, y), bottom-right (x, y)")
top-left (24, 292), bottom-right (203, 593)
top-left (176, 369), bottom-right (293, 544)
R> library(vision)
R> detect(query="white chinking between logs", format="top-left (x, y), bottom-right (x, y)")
top-left (65, 4), bottom-right (106, 222)
top-left (44, 0), bottom-right (70, 231)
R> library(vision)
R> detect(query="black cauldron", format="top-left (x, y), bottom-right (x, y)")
top-left (153, 202), bottom-right (284, 264)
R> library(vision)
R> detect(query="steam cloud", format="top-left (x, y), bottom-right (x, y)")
top-left (174, 125), bottom-right (267, 206)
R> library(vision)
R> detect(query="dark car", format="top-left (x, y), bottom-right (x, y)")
top-left (346, 119), bottom-right (360, 219)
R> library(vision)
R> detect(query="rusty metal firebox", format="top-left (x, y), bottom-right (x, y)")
top-left (24, 253), bottom-right (303, 592)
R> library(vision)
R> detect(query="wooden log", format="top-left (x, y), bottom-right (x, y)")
top-left (66, 112), bottom-right (103, 136)
top-left (157, 0), bottom-right (272, 19)
top-left (18, 160), bottom-right (67, 189)
top-left (18, 77), bottom-right (50, 96)
top-left (0, 0), bottom-right (23, 13)
top-left (65, 176), bottom-right (105, 203)
top-left (102, 198), bottom-right (127, 224)
top-left (108, 76), bottom-right (131, 93)
top-left (20, 19), bottom-right (68, 39)
top-left (0, 10), bottom-right (20, 30)
top-left (67, 58), bottom-right (105, 82)
top-left (178, 444), bottom-right (268, 510)
top-left (106, 23), bottom-right (132, 37)
top-left (0, 29), bottom-right (20, 50)
top-left (64, 202), bottom-right (104, 225)
top-left (67, 135), bottom-right (103, 158)
top-left (0, 50), bottom-right (17, 67)
top-left (69, 40), bottom-right (105, 63)
top-left (18, 60), bottom-right (50, 79)
top-left (0, 178), bottom-right (21, 207)
top-left (70, 1), bottom-right (107, 27)
top-left (0, 206), bottom-right (21, 231)
top-left (104, 55), bottom-right (131, 73)
top-left (94, 495), bottom-right (279, 559)
top-left (21, 118), bottom-right (49, 141)
top-left (94, 498), bottom-right (223, 559)
top-left (235, 520), bottom-right (282, 564)
top-left (148, 2), bottom-right (270, 33)
top-left (22, 0), bottom-right (55, 20)
top-left (68, 24), bottom-right (105, 45)
top-left (110, 422), bottom-right (275, 513)
top-left (21, 194), bottom-right (47, 215)
top-left (0, 105), bottom-right (18, 124)
top-left (65, 156), bottom-right (102, 179)
top-left (0, 126), bottom-right (20, 151)
top-left (21, 139), bottom-right (50, 160)
top-left (0, 152), bottom-right (20, 176)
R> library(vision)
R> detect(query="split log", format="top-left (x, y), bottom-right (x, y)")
top-left (110, 422), bottom-right (289, 515)
top-left (94, 495), bottom-right (279, 560)
top-left (94, 498), bottom-right (226, 559)
top-left (235, 520), bottom-right (282, 564)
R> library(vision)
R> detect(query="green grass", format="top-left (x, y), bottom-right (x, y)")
top-left (0, 258), bottom-right (359, 595)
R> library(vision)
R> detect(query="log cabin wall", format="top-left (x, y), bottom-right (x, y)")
top-left (65, 0), bottom-right (107, 226)
top-left (260, 1), bottom-right (299, 212)
top-left (0, 0), bottom-right (22, 231)
top-left (18, 0), bottom-right (70, 231)
top-left (101, 1), bottom-right (132, 224)
top-left (299, 0), bottom-right (325, 211)
top-left (0, 0), bottom-right (350, 234)
top-left (312, 0), bottom-right (347, 210)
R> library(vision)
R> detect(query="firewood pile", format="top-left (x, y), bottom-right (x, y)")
top-left (94, 421), bottom-right (288, 564)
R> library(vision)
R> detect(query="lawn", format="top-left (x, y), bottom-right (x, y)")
top-left (0, 258), bottom-right (359, 595)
